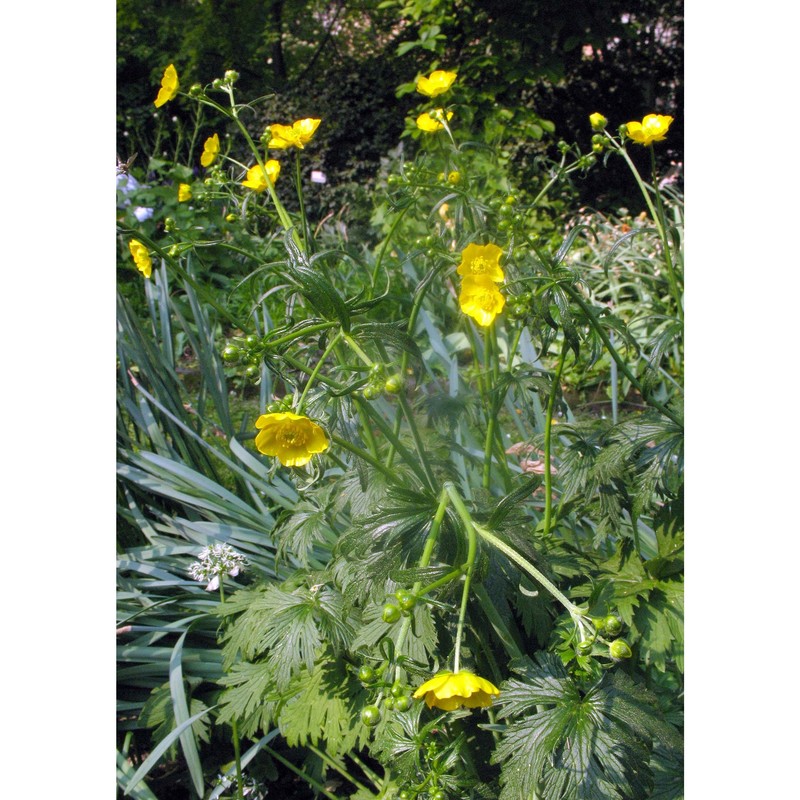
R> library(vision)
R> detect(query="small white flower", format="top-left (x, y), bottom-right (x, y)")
top-left (188, 543), bottom-right (248, 591)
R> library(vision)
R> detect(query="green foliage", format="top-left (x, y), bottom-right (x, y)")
top-left (117, 19), bottom-right (683, 797)
top-left (494, 653), bottom-right (682, 800)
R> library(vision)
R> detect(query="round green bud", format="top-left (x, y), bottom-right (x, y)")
top-left (358, 665), bottom-right (375, 683)
top-left (437, 172), bottom-right (446, 182)
top-left (591, 616), bottom-right (606, 631)
top-left (592, 142), bottom-right (604, 154)
top-left (394, 695), bottom-right (412, 712)
top-left (387, 174), bottom-right (400, 186)
top-left (384, 375), bottom-right (403, 394)
top-left (164, 217), bottom-right (176, 232)
top-left (431, 790), bottom-right (445, 800)
top-left (221, 346), bottom-right (241, 363)
top-left (363, 385), bottom-right (378, 400)
top-left (189, 84), bottom-right (203, 97)
top-left (383, 695), bottom-right (395, 709)
top-left (505, 194), bottom-right (516, 205)
top-left (399, 791), bottom-right (412, 800)
top-left (360, 705), bottom-right (381, 726)
top-left (604, 615), bottom-right (623, 636)
top-left (244, 364), bottom-right (259, 378)
top-left (609, 639), bottom-right (632, 660)
top-left (167, 245), bottom-right (180, 258)
top-left (382, 604), bottom-right (401, 624)
top-left (390, 681), bottom-right (405, 698)
top-left (211, 77), bottom-right (223, 90)
top-left (224, 69), bottom-right (239, 84)
top-left (395, 589), bottom-right (416, 611)
top-left (577, 639), bottom-right (594, 656)
top-left (497, 219), bottom-right (512, 231)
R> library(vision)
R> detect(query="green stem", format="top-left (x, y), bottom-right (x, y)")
top-left (297, 331), bottom-right (343, 414)
top-left (394, 488), bottom-right (450, 677)
top-left (218, 577), bottom-right (244, 800)
top-left (295, 150), bottom-right (309, 253)
top-left (371, 205), bottom-right (411, 291)
top-left (443, 484), bottom-right (478, 673)
top-left (543, 339), bottom-right (568, 537)
top-left (473, 523), bottom-right (584, 618)
top-left (265, 321), bottom-right (339, 350)
top-left (616, 142), bottom-right (682, 320)
top-left (329, 433), bottom-right (396, 481)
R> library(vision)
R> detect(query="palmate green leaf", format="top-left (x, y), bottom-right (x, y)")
top-left (219, 582), bottom-right (355, 688)
top-left (216, 661), bottom-right (279, 737)
top-left (277, 652), bottom-right (370, 757)
top-left (493, 653), bottom-right (682, 800)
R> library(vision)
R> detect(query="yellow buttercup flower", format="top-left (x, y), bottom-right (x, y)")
top-left (128, 239), bottom-right (152, 279)
top-left (254, 411), bottom-right (330, 467)
top-left (589, 112), bottom-right (608, 131)
top-left (457, 242), bottom-right (504, 282)
top-left (267, 118), bottom-right (321, 150)
top-left (178, 183), bottom-right (192, 202)
top-left (200, 133), bottom-right (220, 167)
top-left (416, 109), bottom-right (454, 132)
top-left (416, 69), bottom-right (457, 98)
top-left (459, 275), bottom-right (506, 327)
top-left (242, 160), bottom-right (281, 192)
top-left (154, 64), bottom-right (179, 108)
top-left (413, 670), bottom-right (500, 711)
top-left (624, 113), bottom-right (674, 146)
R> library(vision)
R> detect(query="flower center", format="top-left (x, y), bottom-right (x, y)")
top-left (471, 257), bottom-right (490, 274)
top-left (279, 425), bottom-right (308, 447)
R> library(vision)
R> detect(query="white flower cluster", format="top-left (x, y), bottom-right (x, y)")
top-left (188, 543), bottom-right (248, 591)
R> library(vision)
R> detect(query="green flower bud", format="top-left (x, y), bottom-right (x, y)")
top-left (358, 665), bottom-right (375, 683)
top-left (609, 639), bottom-right (632, 660)
top-left (189, 84), bottom-right (203, 97)
top-left (164, 217), bottom-right (176, 232)
top-left (384, 375), bottom-right (403, 394)
top-left (395, 589), bottom-right (416, 610)
top-left (604, 615), bottom-right (623, 636)
top-left (360, 705), bottom-right (381, 726)
top-left (224, 69), bottom-right (239, 84)
top-left (577, 639), bottom-right (594, 655)
top-left (382, 603), bottom-right (401, 624)
top-left (383, 696), bottom-right (395, 709)
top-left (394, 695), bottom-right (411, 712)
top-left (245, 334), bottom-right (260, 347)
top-left (211, 77), bottom-right (223, 90)
top-left (222, 346), bottom-right (241, 363)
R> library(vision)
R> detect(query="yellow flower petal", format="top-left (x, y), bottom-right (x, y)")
top-left (459, 275), bottom-right (506, 327)
top-left (242, 160), bottom-right (281, 192)
top-left (178, 183), bottom-right (192, 202)
top-left (154, 64), bottom-right (179, 108)
top-left (416, 109), bottom-right (454, 132)
top-left (412, 670), bottom-right (500, 711)
top-left (416, 70), bottom-right (457, 98)
top-left (267, 118), bottom-right (321, 149)
top-left (128, 238), bottom-right (152, 279)
top-left (456, 242), bottom-right (504, 282)
top-left (624, 113), bottom-right (674, 146)
top-left (254, 411), bottom-right (329, 467)
top-left (200, 133), bottom-right (220, 167)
